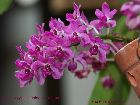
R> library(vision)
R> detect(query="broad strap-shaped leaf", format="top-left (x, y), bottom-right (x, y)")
top-left (88, 63), bottom-right (130, 105)
top-left (0, 0), bottom-right (13, 15)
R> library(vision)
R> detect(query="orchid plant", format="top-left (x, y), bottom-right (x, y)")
top-left (15, 2), bottom-right (117, 87)
top-left (13, 1), bottom-right (140, 105)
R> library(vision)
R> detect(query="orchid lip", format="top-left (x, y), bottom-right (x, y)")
top-left (56, 46), bottom-right (63, 52)
top-left (25, 69), bottom-right (31, 74)
top-left (35, 46), bottom-right (40, 51)
top-left (45, 64), bottom-right (51, 71)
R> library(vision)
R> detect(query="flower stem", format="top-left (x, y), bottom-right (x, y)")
top-left (105, 39), bottom-right (119, 52)
top-left (98, 35), bottom-right (133, 43)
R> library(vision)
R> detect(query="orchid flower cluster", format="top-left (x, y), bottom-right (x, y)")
top-left (15, 2), bottom-right (117, 88)
top-left (121, 0), bottom-right (140, 29)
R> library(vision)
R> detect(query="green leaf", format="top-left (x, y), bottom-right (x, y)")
top-left (0, 0), bottom-right (13, 15)
top-left (88, 63), bottom-right (130, 105)
top-left (114, 16), bottom-right (138, 41)
top-left (114, 16), bottom-right (128, 35)
top-left (118, 0), bottom-right (128, 4)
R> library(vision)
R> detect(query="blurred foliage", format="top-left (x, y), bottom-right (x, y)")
top-left (114, 16), bottom-right (128, 35)
top-left (88, 63), bottom-right (130, 105)
top-left (114, 16), bottom-right (139, 42)
top-left (118, 0), bottom-right (128, 3)
top-left (0, 0), bottom-right (13, 15)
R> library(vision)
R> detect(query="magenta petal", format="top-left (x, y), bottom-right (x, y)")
top-left (134, 0), bottom-right (140, 2)
top-left (26, 40), bottom-right (36, 52)
top-left (66, 13), bottom-right (74, 21)
top-left (120, 0), bottom-right (140, 29)
top-left (126, 16), bottom-right (140, 29)
top-left (64, 48), bottom-right (74, 58)
top-left (15, 75), bottom-right (32, 88)
top-left (15, 70), bottom-right (29, 81)
top-left (95, 9), bottom-right (104, 19)
top-left (31, 61), bottom-right (46, 85)
top-left (108, 9), bottom-right (117, 19)
top-left (76, 55), bottom-right (88, 70)
top-left (113, 42), bottom-right (124, 50)
top-left (121, 2), bottom-right (132, 11)
top-left (73, 2), bottom-right (80, 11)
top-left (90, 19), bottom-right (100, 26)
top-left (62, 37), bottom-right (71, 47)
top-left (15, 71), bottom-right (33, 87)
top-left (102, 2), bottom-right (110, 14)
top-left (24, 53), bottom-right (33, 64)
top-left (108, 20), bottom-right (116, 27)
top-left (30, 35), bottom-right (39, 45)
top-left (15, 59), bottom-right (30, 69)
top-left (16, 46), bottom-right (25, 54)
top-left (49, 18), bottom-right (57, 29)
top-left (78, 25), bottom-right (87, 33)
top-left (82, 53), bottom-right (94, 64)
top-left (131, 4), bottom-right (140, 14)
top-left (49, 18), bottom-right (65, 31)
top-left (73, 2), bottom-right (81, 16)
top-left (51, 66), bottom-right (63, 79)
top-left (80, 33), bottom-right (91, 47)
top-left (36, 23), bottom-right (45, 34)
top-left (98, 48), bottom-right (107, 63)
top-left (34, 68), bottom-right (45, 85)
top-left (120, 2), bottom-right (140, 18)
top-left (81, 12), bottom-right (88, 23)
top-left (92, 36), bottom-right (103, 44)
top-left (16, 46), bottom-right (25, 59)
top-left (20, 80), bottom-right (31, 88)
top-left (31, 61), bottom-right (44, 71)
top-left (100, 43), bottom-right (110, 51)
top-left (90, 20), bottom-right (102, 31)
